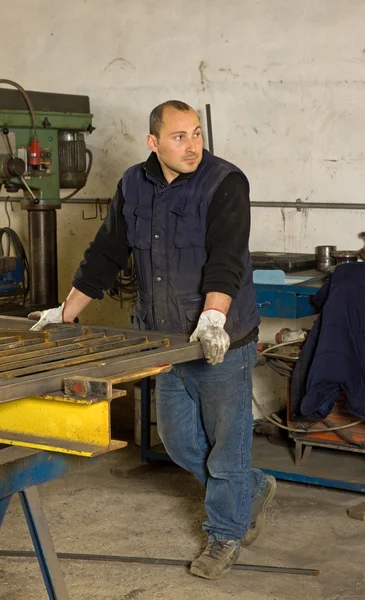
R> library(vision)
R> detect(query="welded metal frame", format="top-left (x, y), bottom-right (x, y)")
top-left (0, 323), bottom-right (190, 454)
top-left (0, 321), bottom-right (204, 404)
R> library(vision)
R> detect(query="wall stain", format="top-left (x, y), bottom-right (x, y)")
top-left (219, 67), bottom-right (239, 78)
top-left (123, 133), bottom-right (134, 143)
top-left (281, 209), bottom-right (286, 250)
top-left (120, 120), bottom-right (136, 144)
top-left (104, 57), bottom-right (134, 72)
top-left (305, 189), bottom-right (314, 201)
top-left (199, 61), bottom-right (209, 90)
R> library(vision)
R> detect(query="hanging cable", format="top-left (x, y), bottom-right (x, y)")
top-left (0, 79), bottom-right (38, 138)
top-left (252, 393), bottom-right (363, 433)
top-left (107, 255), bottom-right (137, 305)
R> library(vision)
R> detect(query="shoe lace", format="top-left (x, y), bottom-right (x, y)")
top-left (206, 541), bottom-right (231, 560)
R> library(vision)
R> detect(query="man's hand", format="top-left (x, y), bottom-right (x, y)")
top-left (190, 309), bottom-right (230, 365)
top-left (27, 289), bottom-right (93, 331)
top-left (28, 303), bottom-right (64, 331)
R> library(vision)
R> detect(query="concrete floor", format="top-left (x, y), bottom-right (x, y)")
top-left (1, 444), bottom-right (365, 600)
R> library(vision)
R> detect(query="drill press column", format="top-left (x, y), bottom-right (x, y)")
top-left (28, 207), bottom-right (58, 308)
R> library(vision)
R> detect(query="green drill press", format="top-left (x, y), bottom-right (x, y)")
top-left (0, 79), bottom-right (94, 310)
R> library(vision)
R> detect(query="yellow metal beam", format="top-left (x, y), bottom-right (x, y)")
top-left (0, 364), bottom-right (172, 456)
top-left (0, 391), bottom-right (127, 457)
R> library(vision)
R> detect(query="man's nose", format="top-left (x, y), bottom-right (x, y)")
top-left (185, 137), bottom-right (196, 154)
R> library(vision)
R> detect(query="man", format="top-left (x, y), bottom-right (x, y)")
top-left (30, 101), bottom-right (276, 580)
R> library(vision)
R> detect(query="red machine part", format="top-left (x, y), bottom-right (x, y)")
top-left (28, 138), bottom-right (40, 166)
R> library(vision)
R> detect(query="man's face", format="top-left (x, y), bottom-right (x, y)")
top-left (147, 107), bottom-right (204, 182)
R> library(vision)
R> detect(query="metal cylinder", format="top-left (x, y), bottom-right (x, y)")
top-left (28, 209), bottom-right (58, 308)
top-left (331, 250), bottom-right (359, 265)
top-left (315, 245), bottom-right (337, 272)
top-left (58, 131), bottom-right (87, 189)
top-left (0, 154), bottom-right (25, 180)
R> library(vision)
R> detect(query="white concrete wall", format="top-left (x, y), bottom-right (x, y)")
top-left (1, 0), bottom-right (364, 336)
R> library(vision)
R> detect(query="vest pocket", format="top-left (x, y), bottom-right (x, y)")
top-left (134, 293), bottom-right (151, 330)
top-left (122, 204), bottom-right (152, 250)
top-left (134, 205), bottom-right (152, 249)
top-left (171, 204), bottom-right (206, 248)
top-left (122, 204), bottom-right (136, 247)
top-left (178, 295), bottom-right (204, 334)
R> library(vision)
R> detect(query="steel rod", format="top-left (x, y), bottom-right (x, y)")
top-left (2, 197), bottom-right (365, 209)
top-left (0, 334), bottom-right (130, 370)
top-left (205, 104), bottom-right (214, 155)
top-left (0, 550), bottom-right (320, 577)
top-left (0, 333), bottom-right (107, 359)
top-left (251, 201), bottom-right (365, 210)
top-left (0, 339), bottom-right (168, 379)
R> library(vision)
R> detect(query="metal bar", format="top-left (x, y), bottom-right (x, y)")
top-left (261, 468), bottom-right (365, 493)
top-left (0, 342), bottom-right (204, 404)
top-left (0, 333), bottom-right (108, 359)
top-left (107, 364), bottom-right (172, 385)
top-left (322, 417), bottom-right (365, 448)
top-left (0, 549), bottom-right (320, 577)
top-left (0, 197), bottom-right (112, 205)
top-left (0, 334), bottom-right (130, 370)
top-left (0, 328), bottom-right (47, 340)
top-left (2, 195), bottom-right (365, 210)
top-left (19, 486), bottom-right (70, 600)
top-left (56, 333), bottom-right (107, 346)
top-left (251, 201), bottom-right (365, 210)
top-left (0, 495), bottom-right (12, 525)
top-left (205, 104), bottom-right (214, 155)
top-left (290, 438), bottom-right (365, 454)
top-left (0, 430), bottom-right (127, 457)
top-left (0, 338), bottom-right (45, 352)
top-left (141, 377), bottom-right (152, 462)
top-left (0, 338), bottom-right (168, 379)
top-left (0, 336), bottom-right (20, 345)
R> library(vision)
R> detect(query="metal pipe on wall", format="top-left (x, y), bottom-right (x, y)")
top-left (2, 197), bottom-right (365, 209)
top-left (205, 104), bottom-right (214, 155)
top-left (250, 201), bottom-right (365, 210)
top-left (27, 209), bottom-right (58, 308)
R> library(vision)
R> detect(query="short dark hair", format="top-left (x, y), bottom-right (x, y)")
top-left (149, 100), bottom-right (193, 137)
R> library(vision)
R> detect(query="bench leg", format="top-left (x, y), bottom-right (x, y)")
top-left (19, 486), bottom-right (70, 600)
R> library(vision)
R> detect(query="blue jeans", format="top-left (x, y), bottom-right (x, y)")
top-left (155, 342), bottom-right (267, 543)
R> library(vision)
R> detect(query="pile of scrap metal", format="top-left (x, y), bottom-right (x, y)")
top-left (258, 327), bottom-right (307, 379)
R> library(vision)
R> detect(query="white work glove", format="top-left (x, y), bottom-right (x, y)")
top-left (28, 302), bottom-right (65, 331)
top-left (190, 309), bottom-right (230, 365)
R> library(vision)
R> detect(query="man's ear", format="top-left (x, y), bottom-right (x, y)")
top-left (147, 134), bottom-right (158, 153)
